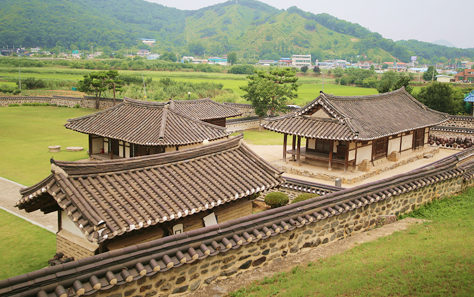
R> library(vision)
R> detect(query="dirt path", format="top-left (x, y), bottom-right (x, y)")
top-left (0, 177), bottom-right (56, 232)
top-left (184, 218), bottom-right (426, 297)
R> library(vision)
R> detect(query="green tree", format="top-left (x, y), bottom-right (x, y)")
top-left (227, 52), bottom-right (237, 65)
top-left (423, 66), bottom-right (438, 81)
top-left (188, 42), bottom-right (205, 56)
top-left (160, 51), bottom-right (177, 62)
top-left (301, 66), bottom-right (309, 74)
top-left (333, 67), bottom-right (344, 77)
top-left (313, 66), bottom-right (321, 75)
top-left (104, 70), bottom-right (124, 105)
top-left (121, 62), bottom-right (129, 70)
top-left (240, 68), bottom-right (300, 131)
top-left (415, 82), bottom-right (463, 115)
top-left (376, 72), bottom-right (414, 94)
top-left (77, 71), bottom-right (108, 109)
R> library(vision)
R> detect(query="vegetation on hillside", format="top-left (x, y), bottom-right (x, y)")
top-left (0, 0), bottom-right (472, 63)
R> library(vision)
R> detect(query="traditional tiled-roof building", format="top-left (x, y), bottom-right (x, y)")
top-left (169, 98), bottom-right (241, 127)
top-left (65, 98), bottom-right (232, 160)
top-left (262, 88), bottom-right (449, 172)
top-left (16, 134), bottom-right (284, 260)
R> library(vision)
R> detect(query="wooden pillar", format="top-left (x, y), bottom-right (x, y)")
top-left (109, 139), bottom-right (113, 159)
top-left (328, 140), bottom-right (333, 171)
top-left (88, 134), bottom-right (92, 157)
top-left (57, 210), bottom-right (62, 231)
top-left (344, 141), bottom-right (349, 173)
top-left (297, 136), bottom-right (301, 166)
top-left (292, 135), bottom-right (296, 161)
top-left (283, 134), bottom-right (287, 162)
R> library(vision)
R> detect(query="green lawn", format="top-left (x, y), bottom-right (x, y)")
top-left (233, 130), bottom-right (292, 146)
top-left (0, 209), bottom-right (56, 280)
top-left (231, 188), bottom-right (474, 297)
top-left (0, 106), bottom-right (96, 186)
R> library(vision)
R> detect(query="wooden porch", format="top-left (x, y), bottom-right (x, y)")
top-left (283, 134), bottom-right (353, 173)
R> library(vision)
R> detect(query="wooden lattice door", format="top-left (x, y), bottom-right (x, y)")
top-left (373, 137), bottom-right (388, 160)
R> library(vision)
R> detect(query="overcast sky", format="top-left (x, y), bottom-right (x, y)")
top-left (146, 0), bottom-right (474, 49)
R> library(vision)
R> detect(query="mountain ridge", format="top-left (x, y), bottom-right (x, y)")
top-left (0, 0), bottom-right (473, 63)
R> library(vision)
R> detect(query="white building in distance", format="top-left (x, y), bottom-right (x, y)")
top-left (292, 55), bottom-right (311, 67)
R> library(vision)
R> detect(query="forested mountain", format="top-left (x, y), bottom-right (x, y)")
top-left (0, 0), bottom-right (472, 63)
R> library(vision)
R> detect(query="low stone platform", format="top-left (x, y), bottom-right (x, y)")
top-left (66, 147), bottom-right (83, 152)
top-left (272, 147), bottom-right (443, 185)
top-left (48, 145), bottom-right (60, 153)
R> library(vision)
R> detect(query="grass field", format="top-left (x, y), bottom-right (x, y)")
top-left (0, 106), bottom-right (95, 186)
top-left (0, 209), bottom-right (56, 280)
top-left (232, 130), bottom-right (291, 146)
top-left (231, 188), bottom-right (474, 297)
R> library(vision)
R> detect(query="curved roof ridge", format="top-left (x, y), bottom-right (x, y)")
top-left (51, 135), bottom-right (243, 175)
top-left (66, 103), bottom-right (124, 123)
top-left (123, 97), bottom-right (169, 108)
top-left (322, 87), bottom-right (405, 101)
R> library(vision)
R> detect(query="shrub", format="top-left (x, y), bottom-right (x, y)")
top-left (74, 104), bottom-right (80, 108)
top-left (264, 192), bottom-right (289, 208)
top-left (22, 102), bottom-right (50, 106)
top-left (229, 65), bottom-right (254, 75)
top-left (291, 193), bottom-right (319, 204)
top-left (21, 77), bottom-right (45, 89)
top-left (8, 103), bottom-right (20, 107)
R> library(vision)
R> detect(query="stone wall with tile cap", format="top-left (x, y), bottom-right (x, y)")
top-left (0, 96), bottom-right (122, 109)
top-left (3, 148), bottom-right (474, 297)
top-left (90, 175), bottom-right (465, 297)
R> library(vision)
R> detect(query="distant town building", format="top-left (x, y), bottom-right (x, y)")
top-left (455, 69), bottom-right (474, 82)
top-left (30, 47), bottom-right (41, 53)
top-left (139, 38), bottom-right (156, 46)
top-left (147, 54), bottom-right (160, 60)
top-left (292, 54), bottom-right (311, 67)
top-left (208, 57), bottom-right (228, 66)
top-left (279, 58), bottom-right (292, 66)
top-left (136, 49), bottom-right (150, 57)
top-left (258, 60), bottom-right (277, 66)
top-left (435, 75), bottom-right (453, 83)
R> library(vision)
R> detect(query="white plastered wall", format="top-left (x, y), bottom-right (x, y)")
top-left (401, 134), bottom-right (413, 151)
top-left (388, 137), bottom-right (401, 154)
top-left (308, 139), bottom-right (316, 149)
top-left (356, 145), bottom-right (372, 165)
top-left (91, 137), bottom-right (103, 154)
top-left (61, 211), bottom-right (85, 238)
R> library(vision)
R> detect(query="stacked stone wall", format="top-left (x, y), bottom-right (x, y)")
top-left (226, 119), bottom-right (260, 132)
top-left (91, 173), bottom-right (465, 297)
top-left (0, 96), bottom-right (123, 109)
top-left (56, 232), bottom-right (95, 260)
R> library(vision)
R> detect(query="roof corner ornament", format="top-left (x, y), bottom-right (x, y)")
top-left (51, 163), bottom-right (68, 178)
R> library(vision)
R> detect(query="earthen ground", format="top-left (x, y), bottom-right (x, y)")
top-left (184, 218), bottom-right (426, 297)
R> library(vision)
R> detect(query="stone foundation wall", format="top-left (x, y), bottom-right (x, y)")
top-left (91, 174), bottom-right (464, 297)
top-left (56, 231), bottom-right (96, 260)
top-left (274, 147), bottom-right (439, 185)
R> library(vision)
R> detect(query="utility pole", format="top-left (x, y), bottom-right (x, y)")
top-left (322, 70), bottom-right (324, 92)
top-left (19, 66), bottom-right (21, 94)
top-left (142, 71), bottom-right (147, 100)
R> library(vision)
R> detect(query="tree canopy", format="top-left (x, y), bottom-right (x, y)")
top-left (415, 82), bottom-right (464, 115)
top-left (240, 68), bottom-right (300, 129)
